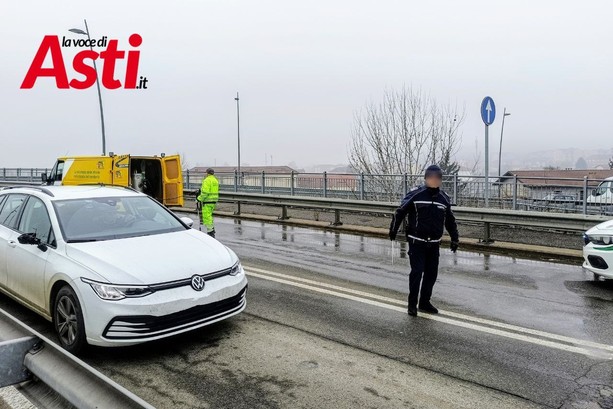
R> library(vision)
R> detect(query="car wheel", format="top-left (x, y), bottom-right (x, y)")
top-left (54, 285), bottom-right (86, 354)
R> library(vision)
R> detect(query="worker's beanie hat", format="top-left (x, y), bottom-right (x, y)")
top-left (424, 164), bottom-right (443, 179)
top-left (206, 168), bottom-right (215, 175)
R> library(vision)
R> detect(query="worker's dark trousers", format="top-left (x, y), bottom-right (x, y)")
top-left (408, 239), bottom-right (441, 307)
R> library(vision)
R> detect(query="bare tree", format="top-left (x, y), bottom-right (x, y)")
top-left (180, 152), bottom-right (190, 171)
top-left (348, 86), bottom-right (464, 199)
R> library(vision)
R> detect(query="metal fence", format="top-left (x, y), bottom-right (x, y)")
top-left (184, 170), bottom-right (613, 216)
top-left (0, 168), bottom-right (50, 183)
top-left (3, 168), bottom-right (613, 216)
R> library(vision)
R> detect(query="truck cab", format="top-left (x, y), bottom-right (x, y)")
top-left (43, 154), bottom-right (184, 207)
top-left (587, 177), bottom-right (613, 206)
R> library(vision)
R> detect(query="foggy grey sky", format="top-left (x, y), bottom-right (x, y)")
top-left (1, 1), bottom-right (612, 169)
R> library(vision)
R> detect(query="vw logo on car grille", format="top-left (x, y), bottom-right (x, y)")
top-left (190, 275), bottom-right (206, 291)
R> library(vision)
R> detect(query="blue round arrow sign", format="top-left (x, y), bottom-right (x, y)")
top-left (480, 96), bottom-right (496, 126)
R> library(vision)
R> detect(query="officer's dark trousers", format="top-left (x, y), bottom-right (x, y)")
top-left (408, 239), bottom-right (440, 307)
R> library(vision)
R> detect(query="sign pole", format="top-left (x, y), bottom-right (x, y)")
top-left (480, 96), bottom-right (496, 208)
top-left (485, 124), bottom-right (489, 207)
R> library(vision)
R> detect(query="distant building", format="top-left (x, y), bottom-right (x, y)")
top-left (295, 173), bottom-right (358, 191)
top-left (189, 166), bottom-right (297, 174)
top-left (495, 169), bottom-right (613, 200)
top-left (187, 166), bottom-right (359, 192)
top-left (188, 166), bottom-right (298, 189)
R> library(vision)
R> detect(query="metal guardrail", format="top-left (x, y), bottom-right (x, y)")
top-left (0, 308), bottom-right (154, 409)
top-left (201, 191), bottom-right (610, 241)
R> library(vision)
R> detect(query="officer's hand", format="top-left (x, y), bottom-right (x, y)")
top-left (450, 241), bottom-right (459, 253)
top-left (389, 230), bottom-right (397, 241)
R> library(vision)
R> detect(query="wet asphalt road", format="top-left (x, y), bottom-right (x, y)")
top-left (1, 216), bottom-right (613, 408)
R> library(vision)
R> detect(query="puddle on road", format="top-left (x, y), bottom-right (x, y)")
top-left (217, 218), bottom-right (583, 273)
top-left (564, 280), bottom-right (613, 302)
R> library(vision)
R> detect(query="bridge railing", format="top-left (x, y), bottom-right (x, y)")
top-left (0, 168), bottom-right (50, 183)
top-left (183, 170), bottom-right (613, 216)
top-left (3, 168), bottom-right (613, 216)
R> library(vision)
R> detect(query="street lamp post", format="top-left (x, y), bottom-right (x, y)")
top-left (69, 19), bottom-right (106, 155)
top-left (498, 108), bottom-right (511, 177)
top-left (234, 92), bottom-right (241, 177)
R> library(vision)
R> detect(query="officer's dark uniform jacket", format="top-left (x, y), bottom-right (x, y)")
top-left (390, 185), bottom-right (459, 243)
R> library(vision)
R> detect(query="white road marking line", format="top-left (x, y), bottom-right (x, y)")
top-left (245, 268), bottom-right (613, 359)
top-left (247, 266), bottom-right (613, 353)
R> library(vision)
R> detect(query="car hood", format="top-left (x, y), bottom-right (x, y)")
top-left (65, 229), bottom-right (236, 285)
top-left (586, 220), bottom-right (613, 236)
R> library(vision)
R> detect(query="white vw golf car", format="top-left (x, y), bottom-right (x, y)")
top-left (0, 185), bottom-right (247, 353)
top-left (583, 220), bottom-right (613, 280)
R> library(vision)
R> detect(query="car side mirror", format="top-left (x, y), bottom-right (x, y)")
top-left (180, 216), bottom-right (194, 228)
top-left (18, 232), bottom-right (40, 246)
top-left (592, 189), bottom-right (598, 196)
top-left (41, 172), bottom-right (49, 184)
top-left (18, 233), bottom-right (48, 252)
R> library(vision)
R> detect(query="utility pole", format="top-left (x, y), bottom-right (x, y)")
top-left (69, 20), bottom-right (106, 155)
top-left (235, 92), bottom-right (241, 177)
top-left (498, 107), bottom-right (511, 177)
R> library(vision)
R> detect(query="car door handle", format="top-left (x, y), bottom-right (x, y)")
top-left (7, 240), bottom-right (17, 248)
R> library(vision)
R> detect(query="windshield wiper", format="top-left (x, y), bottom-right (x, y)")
top-left (67, 238), bottom-right (100, 243)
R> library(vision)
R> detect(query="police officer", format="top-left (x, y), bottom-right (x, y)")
top-left (389, 165), bottom-right (459, 316)
top-left (197, 168), bottom-right (219, 238)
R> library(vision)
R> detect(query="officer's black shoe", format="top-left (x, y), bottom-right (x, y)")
top-left (207, 230), bottom-right (216, 238)
top-left (418, 302), bottom-right (439, 314)
top-left (408, 305), bottom-right (418, 316)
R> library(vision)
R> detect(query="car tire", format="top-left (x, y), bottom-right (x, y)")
top-left (54, 285), bottom-right (86, 354)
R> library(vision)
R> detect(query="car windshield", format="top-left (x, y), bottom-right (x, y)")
top-left (593, 186), bottom-right (608, 196)
top-left (53, 196), bottom-right (186, 242)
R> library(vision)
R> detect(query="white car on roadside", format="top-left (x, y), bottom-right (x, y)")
top-left (583, 220), bottom-right (613, 280)
top-left (0, 185), bottom-right (247, 353)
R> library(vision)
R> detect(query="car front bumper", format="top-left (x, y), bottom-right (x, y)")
top-left (583, 243), bottom-right (613, 279)
top-left (74, 272), bottom-right (248, 347)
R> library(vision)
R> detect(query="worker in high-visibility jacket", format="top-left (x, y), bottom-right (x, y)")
top-left (197, 168), bottom-right (219, 238)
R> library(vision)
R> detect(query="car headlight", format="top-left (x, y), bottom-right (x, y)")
top-left (81, 278), bottom-right (154, 301)
top-left (230, 261), bottom-right (242, 276)
top-left (585, 235), bottom-right (613, 246)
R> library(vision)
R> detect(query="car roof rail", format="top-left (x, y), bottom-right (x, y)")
top-left (76, 183), bottom-right (140, 193)
top-left (1, 185), bottom-right (55, 197)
